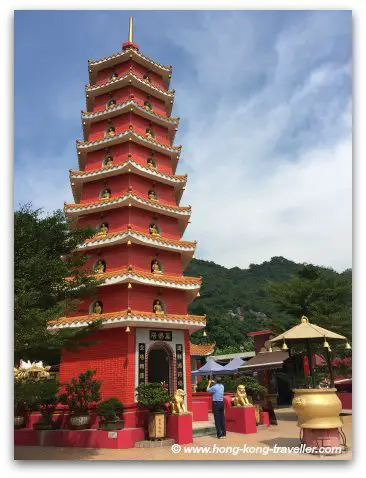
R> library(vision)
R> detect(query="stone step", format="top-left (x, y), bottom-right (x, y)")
top-left (193, 426), bottom-right (217, 437)
top-left (135, 438), bottom-right (174, 448)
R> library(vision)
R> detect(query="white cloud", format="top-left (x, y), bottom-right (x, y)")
top-left (169, 12), bottom-right (352, 272)
top-left (14, 142), bottom-right (74, 212)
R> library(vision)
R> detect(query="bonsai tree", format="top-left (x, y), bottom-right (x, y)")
top-left (136, 383), bottom-right (172, 412)
top-left (14, 380), bottom-right (30, 416)
top-left (27, 379), bottom-right (60, 428)
top-left (96, 397), bottom-right (124, 424)
top-left (195, 378), bottom-right (209, 392)
top-left (59, 369), bottom-right (101, 415)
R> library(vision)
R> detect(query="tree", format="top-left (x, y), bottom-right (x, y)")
top-left (266, 265), bottom-right (352, 339)
top-left (14, 204), bottom-right (103, 363)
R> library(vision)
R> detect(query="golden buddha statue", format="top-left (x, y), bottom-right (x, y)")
top-left (153, 300), bottom-right (164, 315)
top-left (101, 189), bottom-right (111, 200)
top-left (94, 260), bottom-right (106, 274)
top-left (97, 223), bottom-right (109, 236)
top-left (151, 260), bottom-right (162, 274)
top-left (143, 74), bottom-right (152, 84)
top-left (146, 158), bottom-right (156, 168)
top-left (110, 72), bottom-right (118, 81)
top-left (149, 224), bottom-right (160, 237)
top-left (107, 99), bottom-right (116, 109)
top-left (93, 301), bottom-right (103, 314)
top-left (144, 101), bottom-right (153, 111)
top-left (106, 127), bottom-right (115, 137)
top-left (148, 190), bottom-right (158, 201)
top-left (145, 128), bottom-right (155, 140)
top-left (103, 156), bottom-right (113, 168)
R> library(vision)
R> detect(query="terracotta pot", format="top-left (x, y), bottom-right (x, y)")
top-left (147, 411), bottom-right (166, 439)
top-left (14, 415), bottom-right (26, 429)
top-left (292, 388), bottom-right (343, 429)
top-left (69, 413), bottom-right (91, 430)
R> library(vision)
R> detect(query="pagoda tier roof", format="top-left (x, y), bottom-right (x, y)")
top-left (48, 309), bottom-right (205, 334)
top-left (75, 267), bottom-right (201, 302)
top-left (88, 47), bottom-right (172, 89)
top-left (81, 100), bottom-right (179, 141)
top-left (70, 159), bottom-right (186, 203)
top-left (78, 228), bottom-right (196, 268)
top-left (85, 72), bottom-right (174, 114)
top-left (190, 343), bottom-right (215, 357)
top-left (64, 192), bottom-right (191, 226)
top-left (94, 267), bottom-right (201, 288)
top-left (76, 130), bottom-right (181, 172)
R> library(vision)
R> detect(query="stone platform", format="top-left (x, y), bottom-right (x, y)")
top-left (14, 427), bottom-right (145, 449)
top-left (192, 413), bottom-right (216, 437)
top-left (135, 438), bottom-right (174, 448)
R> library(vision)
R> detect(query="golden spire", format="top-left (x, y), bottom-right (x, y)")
top-left (128, 16), bottom-right (134, 43)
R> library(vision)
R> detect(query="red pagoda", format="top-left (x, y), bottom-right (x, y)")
top-left (47, 18), bottom-right (205, 415)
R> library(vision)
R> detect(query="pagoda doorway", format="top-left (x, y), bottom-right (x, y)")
top-left (147, 346), bottom-right (171, 392)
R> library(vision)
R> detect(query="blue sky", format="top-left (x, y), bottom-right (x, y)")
top-left (14, 10), bottom-right (352, 271)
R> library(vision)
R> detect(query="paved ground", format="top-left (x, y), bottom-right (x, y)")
top-left (14, 408), bottom-right (352, 461)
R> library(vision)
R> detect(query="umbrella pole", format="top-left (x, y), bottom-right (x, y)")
top-left (306, 340), bottom-right (316, 388)
top-left (325, 346), bottom-right (335, 388)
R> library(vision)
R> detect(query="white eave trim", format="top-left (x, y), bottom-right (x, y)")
top-left (99, 272), bottom-right (200, 290)
top-left (81, 100), bottom-right (179, 126)
top-left (65, 193), bottom-right (191, 219)
top-left (48, 315), bottom-right (205, 333)
top-left (86, 73), bottom-right (174, 99)
top-left (78, 231), bottom-right (195, 253)
top-left (77, 130), bottom-right (181, 156)
top-left (70, 160), bottom-right (186, 187)
top-left (88, 48), bottom-right (172, 73)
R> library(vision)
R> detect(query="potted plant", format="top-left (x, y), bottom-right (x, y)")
top-left (14, 381), bottom-right (29, 428)
top-left (96, 397), bottom-right (124, 430)
top-left (30, 379), bottom-right (60, 430)
top-left (59, 369), bottom-right (101, 429)
top-left (136, 382), bottom-right (172, 440)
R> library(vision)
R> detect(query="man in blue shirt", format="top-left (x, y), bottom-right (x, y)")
top-left (207, 376), bottom-right (226, 439)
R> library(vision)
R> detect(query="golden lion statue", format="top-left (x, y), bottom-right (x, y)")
top-left (170, 389), bottom-right (187, 414)
top-left (232, 385), bottom-right (253, 408)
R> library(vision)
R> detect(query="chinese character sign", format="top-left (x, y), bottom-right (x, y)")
top-left (138, 343), bottom-right (146, 385)
top-left (176, 344), bottom-right (185, 390)
top-left (149, 330), bottom-right (172, 341)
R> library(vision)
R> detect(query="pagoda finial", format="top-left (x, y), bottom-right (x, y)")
top-left (128, 16), bottom-right (134, 43)
top-left (122, 16), bottom-right (139, 51)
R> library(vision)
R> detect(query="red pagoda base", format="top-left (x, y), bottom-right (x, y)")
top-left (191, 401), bottom-right (209, 421)
top-left (167, 413), bottom-right (193, 444)
top-left (260, 411), bottom-right (270, 427)
top-left (302, 428), bottom-right (342, 453)
top-left (224, 397), bottom-right (257, 434)
top-left (14, 428), bottom-right (145, 449)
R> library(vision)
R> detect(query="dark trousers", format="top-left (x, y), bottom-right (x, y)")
top-left (212, 401), bottom-right (226, 437)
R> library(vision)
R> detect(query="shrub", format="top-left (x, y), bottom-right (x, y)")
top-left (221, 375), bottom-right (267, 396)
top-left (96, 398), bottom-right (124, 422)
top-left (195, 378), bottom-right (209, 392)
top-left (27, 379), bottom-right (60, 425)
top-left (194, 375), bottom-right (267, 396)
top-left (136, 383), bottom-right (172, 412)
top-left (14, 380), bottom-right (30, 414)
top-left (59, 369), bottom-right (101, 414)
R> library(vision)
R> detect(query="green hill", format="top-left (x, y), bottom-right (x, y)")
top-left (186, 256), bottom-right (351, 349)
